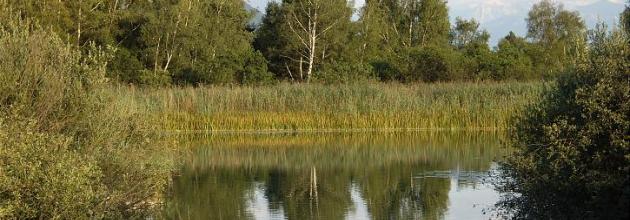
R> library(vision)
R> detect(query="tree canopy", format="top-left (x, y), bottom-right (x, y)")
top-left (0, 0), bottom-right (609, 85)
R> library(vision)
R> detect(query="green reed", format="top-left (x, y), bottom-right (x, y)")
top-left (109, 81), bottom-right (543, 132)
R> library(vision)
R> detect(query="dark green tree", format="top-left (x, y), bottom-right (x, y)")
top-left (495, 32), bottom-right (535, 80)
top-left (497, 26), bottom-right (629, 219)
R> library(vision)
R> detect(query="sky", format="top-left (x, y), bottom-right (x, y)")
top-left (246, 0), bottom-right (626, 45)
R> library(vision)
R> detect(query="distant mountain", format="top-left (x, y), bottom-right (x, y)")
top-left (245, 2), bottom-right (264, 28)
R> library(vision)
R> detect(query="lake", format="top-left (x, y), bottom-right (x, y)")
top-left (165, 131), bottom-right (506, 220)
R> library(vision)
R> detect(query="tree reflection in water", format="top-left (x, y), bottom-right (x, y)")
top-left (164, 131), bottom-right (505, 220)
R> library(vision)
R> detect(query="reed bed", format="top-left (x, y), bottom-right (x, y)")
top-left (109, 82), bottom-right (543, 132)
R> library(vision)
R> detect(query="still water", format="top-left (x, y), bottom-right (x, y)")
top-left (165, 132), bottom-right (506, 220)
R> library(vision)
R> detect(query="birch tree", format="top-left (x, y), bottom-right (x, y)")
top-left (285, 0), bottom-right (352, 82)
top-left (256, 0), bottom-right (352, 83)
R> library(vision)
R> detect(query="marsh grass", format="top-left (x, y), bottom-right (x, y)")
top-left (111, 82), bottom-right (543, 132)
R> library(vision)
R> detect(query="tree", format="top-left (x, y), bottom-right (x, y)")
top-left (415, 0), bottom-right (450, 47)
top-left (496, 32), bottom-right (535, 80)
top-left (365, 0), bottom-right (450, 48)
top-left (355, 2), bottom-right (392, 60)
top-left (450, 17), bottom-right (489, 49)
top-left (255, 0), bottom-right (353, 83)
top-left (405, 46), bottom-right (463, 82)
top-left (449, 17), bottom-right (497, 80)
top-left (623, 1), bottom-right (630, 35)
top-left (1, 0), bottom-right (117, 46)
top-left (357, 0), bottom-right (452, 82)
top-left (285, 0), bottom-right (342, 82)
top-left (496, 26), bottom-right (629, 219)
top-left (138, 0), bottom-right (255, 84)
top-left (526, 0), bottom-right (586, 76)
top-left (4, 0), bottom-right (264, 85)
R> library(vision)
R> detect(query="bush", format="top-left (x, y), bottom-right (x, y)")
top-left (405, 46), bottom-right (464, 82)
top-left (109, 48), bottom-right (172, 86)
top-left (237, 51), bottom-right (275, 85)
top-left (496, 27), bottom-right (629, 219)
top-left (0, 21), bottom-right (173, 219)
top-left (315, 60), bottom-right (376, 84)
top-left (370, 59), bottom-right (402, 82)
top-left (0, 118), bottom-right (103, 219)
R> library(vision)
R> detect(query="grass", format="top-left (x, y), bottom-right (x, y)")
top-left (109, 81), bottom-right (544, 132)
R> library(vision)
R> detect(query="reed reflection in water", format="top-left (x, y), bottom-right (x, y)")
top-left (165, 131), bottom-right (506, 220)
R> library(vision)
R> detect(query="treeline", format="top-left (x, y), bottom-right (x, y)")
top-left (0, 0), bottom-right (615, 85)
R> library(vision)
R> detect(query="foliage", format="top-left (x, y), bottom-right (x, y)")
top-left (496, 26), bottom-right (629, 219)
top-left (0, 0), bottom-right (601, 85)
top-left (623, 1), bottom-right (630, 35)
top-left (526, 0), bottom-right (587, 76)
top-left (315, 60), bottom-right (375, 84)
top-left (0, 119), bottom-right (102, 219)
top-left (0, 0), bottom-right (598, 85)
top-left (237, 50), bottom-right (275, 85)
top-left (1, 0), bottom-right (260, 85)
top-left (405, 46), bottom-right (464, 82)
top-left (495, 32), bottom-right (536, 80)
top-left (450, 17), bottom-right (490, 49)
top-left (0, 21), bottom-right (173, 219)
top-left (254, 0), bottom-right (354, 82)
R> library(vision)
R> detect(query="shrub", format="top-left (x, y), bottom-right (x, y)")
top-left (0, 21), bottom-right (173, 219)
top-left (496, 26), bottom-right (629, 219)
top-left (370, 59), bottom-right (402, 82)
top-left (237, 50), bottom-right (275, 85)
top-left (109, 48), bottom-right (172, 86)
top-left (405, 46), bottom-right (464, 82)
top-left (316, 60), bottom-right (376, 84)
top-left (0, 118), bottom-right (103, 219)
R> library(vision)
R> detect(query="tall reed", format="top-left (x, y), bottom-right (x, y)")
top-left (110, 82), bottom-right (543, 132)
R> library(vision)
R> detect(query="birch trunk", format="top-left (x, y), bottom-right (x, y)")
top-left (286, 0), bottom-right (339, 83)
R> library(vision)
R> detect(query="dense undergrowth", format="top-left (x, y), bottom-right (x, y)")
top-left (112, 82), bottom-right (543, 132)
top-left (0, 22), bottom-right (173, 219)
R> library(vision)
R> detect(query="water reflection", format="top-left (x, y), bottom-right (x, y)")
top-left (165, 132), bottom-right (505, 220)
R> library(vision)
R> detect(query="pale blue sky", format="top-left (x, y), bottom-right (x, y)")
top-left (246, 0), bottom-right (626, 45)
